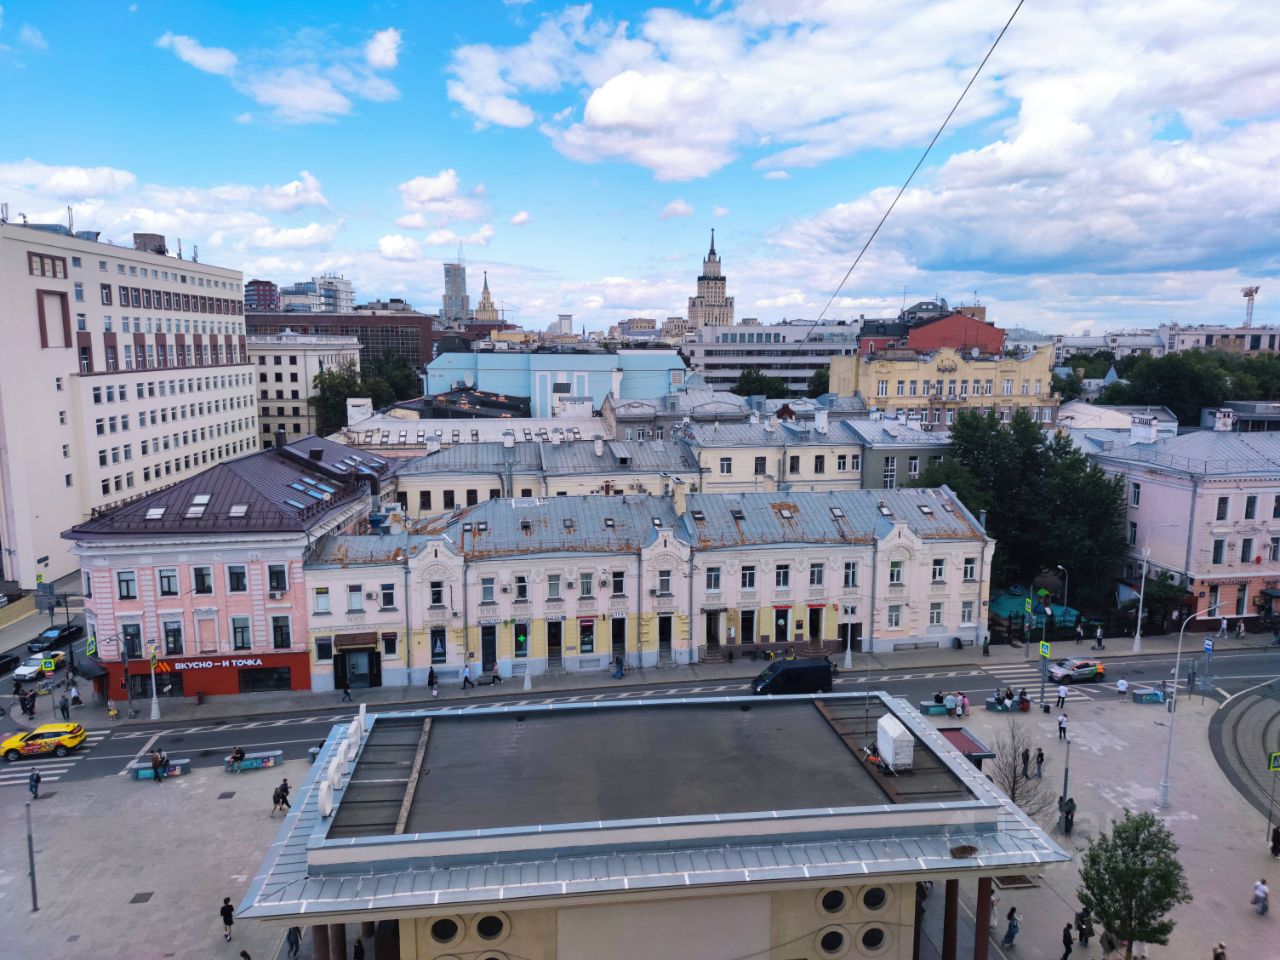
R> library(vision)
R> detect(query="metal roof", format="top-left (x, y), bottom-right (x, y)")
top-left (443, 495), bottom-right (680, 559)
top-left (400, 442), bottom-right (543, 474)
top-left (840, 418), bottom-right (953, 447)
top-left (306, 534), bottom-right (434, 567)
top-left (681, 419), bottom-right (865, 448)
top-left (1070, 428), bottom-right (1280, 478)
top-left (65, 436), bottom-right (393, 540)
top-left (236, 693), bottom-right (1068, 922)
top-left (540, 439), bottom-right (696, 475)
top-left (681, 488), bottom-right (983, 548)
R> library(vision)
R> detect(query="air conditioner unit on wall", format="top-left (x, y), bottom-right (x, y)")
top-left (268, 590), bottom-right (284, 600)
top-left (365, 592), bottom-right (377, 600)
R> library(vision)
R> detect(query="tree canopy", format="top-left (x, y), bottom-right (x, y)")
top-left (1078, 810), bottom-right (1191, 958)
top-left (912, 410), bottom-right (1126, 593)
top-left (806, 366), bottom-right (830, 398)
top-left (309, 355), bottom-right (423, 435)
top-left (731, 367), bottom-right (789, 399)
top-left (1097, 350), bottom-right (1280, 424)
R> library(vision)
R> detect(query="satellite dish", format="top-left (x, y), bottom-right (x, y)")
top-left (971, 347), bottom-right (980, 358)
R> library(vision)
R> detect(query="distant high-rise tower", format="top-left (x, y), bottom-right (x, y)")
top-left (442, 258), bottom-right (470, 323)
top-left (687, 229), bottom-right (734, 328)
top-left (474, 271), bottom-right (499, 323)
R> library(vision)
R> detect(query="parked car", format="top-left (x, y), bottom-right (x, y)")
top-left (1, 723), bottom-right (87, 761)
top-left (0, 651), bottom-right (20, 676)
top-left (14, 651), bottom-right (65, 682)
top-left (1048, 657), bottom-right (1105, 684)
top-left (28, 623), bottom-right (83, 654)
top-left (751, 658), bottom-right (835, 695)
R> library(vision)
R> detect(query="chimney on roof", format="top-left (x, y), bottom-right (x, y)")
top-left (1130, 415), bottom-right (1158, 444)
top-left (275, 427), bottom-right (287, 450)
top-left (814, 409), bottom-right (829, 435)
top-left (309, 448), bottom-right (324, 461)
top-left (1212, 408), bottom-right (1235, 432)
top-left (594, 436), bottom-right (605, 457)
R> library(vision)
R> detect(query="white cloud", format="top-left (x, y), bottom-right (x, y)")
top-left (234, 112), bottom-right (253, 124)
top-left (0, 160), bottom-right (136, 198)
top-left (396, 169), bottom-right (487, 226)
top-left (248, 222), bottom-right (339, 249)
top-left (509, 210), bottom-right (531, 225)
top-left (763, 170), bottom-right (789, 180)
top-left (660, 199), bottom-right (693, 219)
top-left (377, 234), bottom-right (422, 261)
top-left (754, 291), bottom-right (807, 308)
top-left (365, 28), bottom-right (401, 70)
top-left (258, 171), bottom-right (328, 212)
top-left (243, 68), bottom-right (351, 124)
top-left (713, 206), bottom-right (729, 217)
top-left (424, 224), bottom-right (495, 247)
top-left (18, 24), bottom-right (45, 49)
top-left (128, 4), bottom-right (138, 13)
top-left (155, 32), bottom-right (237, 76)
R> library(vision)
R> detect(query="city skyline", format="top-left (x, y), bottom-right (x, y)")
top-left (0, 0), bottom-right (1277, 332)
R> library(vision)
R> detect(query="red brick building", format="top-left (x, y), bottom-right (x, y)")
top-left (906, 312), bottom-right (1004, 355)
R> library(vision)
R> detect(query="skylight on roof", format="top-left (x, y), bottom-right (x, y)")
top-left (918, 504), bottom-right (934, 516)
top-left (186, 494), bottom-right (211, 518)
top-left (779, 508), bottom-right (794, 519)
top-left (477, 521), bottom-right (488, 532)
top-left (145, 506), bottom-right (166, 520)
top-left (830, 507), bottom-right (846, 519)
top-left (305, 489), bottom-right (325, 500)
top-left (652, 517), bottom-right (662, 527)
top-left (878, 503), bottom-right (893, 517)
top-left (563, 518), bottom-right (575, 530)
top-left (284, 498), bottom-right (307, 509)
top-left (315, 482), bottom-right (336, 494)
top-left (730, 508), bottom-right (745, 520)
top-left (462, 522), bottom-right (473, 532)
top-left (604, 517), bottom-right (615, 528)
top-left (290, 483), bottom-right (308, 493)
top-left (228, 504), bottom-right (248, 518)
top-left (691, 510), bottom-right (706, 522)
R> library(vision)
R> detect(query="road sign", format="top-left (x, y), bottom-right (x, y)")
top-left (1204, 637), bottom-right (1214, 653)
top-left (150, 654), bottom-right (158, 670)
top-left (1024, 597), bottom-right (1033, 614)
top-left (35, 573), bottom-right (43, 584)
top-left (1040, 641), bottom-right (1051, 658)
top-left (86, 635), bottom-right (97, 657)
top-left (1271, 752), bottom-right (1280, 773)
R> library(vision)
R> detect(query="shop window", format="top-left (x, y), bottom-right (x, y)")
top-left (381, 632), bottom-right (397, 657)
top-left (315, 637), bottom-right (333, 662)
top-left (163, 620), bottom-right (184, 655)
top-left (430, 627), bottom-right (447, 664)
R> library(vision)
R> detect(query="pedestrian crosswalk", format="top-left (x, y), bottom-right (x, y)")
top-left (981, 661), bottom-right (1101, 701)
top-left (0, 729), bottom-right (110, 787)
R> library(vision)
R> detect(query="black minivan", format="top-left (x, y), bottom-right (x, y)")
top-left (751, 658), bottom-right (834, 696)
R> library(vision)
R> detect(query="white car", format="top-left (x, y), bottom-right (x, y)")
top-left (14, 653), bottom-right (61, 682)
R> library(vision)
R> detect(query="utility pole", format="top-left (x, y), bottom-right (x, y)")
top-left (26, 802), bottom-right (38, 911)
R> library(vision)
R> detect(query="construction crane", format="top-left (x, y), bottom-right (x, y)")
top-left (1243, 286), bottom-right (1260, 327)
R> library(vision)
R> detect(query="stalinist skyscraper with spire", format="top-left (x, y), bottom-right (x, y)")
top-left (474, 271), bottom-right (500, 323)
top-left (687, 229), bottom-right (734, 328)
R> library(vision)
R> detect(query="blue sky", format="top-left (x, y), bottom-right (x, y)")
top-left (2, 0), bottom-right (1278, 333)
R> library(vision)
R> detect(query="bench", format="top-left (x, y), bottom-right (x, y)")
top-left (224, 749), bottom-right (284, 773)
top-left (130, 758), bottom-right (191, 780)
top-left (918, 701), bottom-right (949, 716)
top-left (1131, 687), bottom-right (1165, 705)
top-left (985, 697), bottom-right (1014, 712)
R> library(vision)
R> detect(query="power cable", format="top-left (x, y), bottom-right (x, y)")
top-left (802, 0), bottom-right (1027, 342)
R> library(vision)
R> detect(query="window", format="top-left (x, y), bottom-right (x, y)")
top-left (789, 455), bottom-right (800, 475)
top-left (741, 565), bottom-right (756, 590)
top-left (515, 575), bottom-right (528, 601)
top-left (776, 564), bottom-right (790, 588)
top-left (1128, 521), bottom-right (1137, 545)
top-left (547, 574), bottom-right (561, 600)
top-left (908, 456), bottom-right (919, 479)
top-left (382, 632), bottom-right (398, 657)
top-left (754, 456), bottom-right (767, 476)
top-left (579, 572), bottom-right (594, 597)
top-left (380, 583), bottom-right (396, 608)
top-left (719, 456), bottom-right (732, 475)
top-left (889, 560), bottom-right (904, 585)
top-left (227, 565), bottom-right (247, 592)
top-left (193, 566), bottom-right (213, 594)
top-left (1272, 537), bottom-right (1280, 563)
top-left (658, 569), bottom-right (672, 594)
top-left (430, 580), bottom-right (444, 606)
top-left (814, 455), bottom-right (826, 474)
top-left (1241, 538), bottom-right (1254, 563)
top-left (122, 624), bottom-right (142, 659)
top-left (1131, 482), bottom-right (1141, 507)
top-left (1217, 496), bottom-right (1229, 521)
top-left (611, 570), bottom-right (625, 596)
top-left (443, 490), bottom-right (455, 509)
top-left (1273, 494), bottom-right (1280, 519)
top-left (887, 605), bottom-right (902, 628)
top-left (963, 557), bottom-right (976, 580)
top-left (877, 379), bottom-right (888, 397)
top-left (843, 561), bottom-right (858, 588)
top-left (117, 570), bottom-right (137, 600)
top-left (706, 567), bottom-right (721, 591)
top-left (158, 568), bottom-right (179, 597)
top-left (271, 615), bottom-right (291, 649)
top-left (929, 602), bottom-right (943, 626)
top-left (347, 584), bottom-right (364, 611)
top-left (314, 587), bottom-right (330, 614)
top-left (466, 489), bottom-right (478, 506)
top-left (931, 559), bottom-right (945, 582)
top-left (961, 600), bottom-right (975, 623)
top-left (579, 619), bottom-right (595, 654)
top-left (268, 564), bottom-right (287, 593)
top-left (430, 626), bottom-right (447, 663)
top-left (1212, 539), bottom-right (1225, 564)
top-left (883, 457), bottom-right (897, 488)
top-left (315, 637), bottom-right (333, 662)
top-left (163, 620), bottom-right (184, 656)
top-left (1246, 495), bottom-right (1258, 520)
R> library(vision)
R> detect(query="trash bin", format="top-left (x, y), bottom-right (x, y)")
top-left (195, 691), bottom-right (205, 706)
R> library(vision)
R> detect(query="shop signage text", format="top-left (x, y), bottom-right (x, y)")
top-left (174, 657), bottom-right (266, 671)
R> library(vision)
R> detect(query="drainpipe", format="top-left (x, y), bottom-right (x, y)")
top-left (402, 558), bottom-right (412, 683)
top-left (1184, 476), bottom-right (1200, 613)
top-left (461, 552), bottom-right (470, 672)
top-left (867, 535), bottom-right (879, 656)
top-left (636, 546), bottom-right (644, 667)
top-left (688, 544), bottom-right (698, 665)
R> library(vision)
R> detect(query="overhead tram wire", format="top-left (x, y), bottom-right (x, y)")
top-left (800, 0), bottom-right (1027, 343)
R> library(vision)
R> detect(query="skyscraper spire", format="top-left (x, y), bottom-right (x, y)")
top-left (709, 228), bottom-right (716, 257)
top-left (483, 270), bottom-right (489, 291)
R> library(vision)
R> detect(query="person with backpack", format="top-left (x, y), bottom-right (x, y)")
top-left (1001, 906), bottom-right (1021, 947)
top-left (271, 784), bottom-right (285, 817)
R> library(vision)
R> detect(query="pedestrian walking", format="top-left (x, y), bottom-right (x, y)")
top-left (1219, 617), bottom-right (1229, 638)
top-left (1237, 620), bottom-right (1247, 639)
top-left (341, 682), bottom-right (352, 703)
top-left (239, 952), bottom-right (251, 960)
top-left (1212, 942), bottom-right (1227, 960)
top-left (1117, 677), bottom-right (1129, 697)
top-left (1058, 713), bottom-right (1069, 740)
top-left (1021, 748), bottom-right (1030, 779)
top-left (960, 692), bottom-right (970, 716)
top-left (1001, 907), bottom-right (1021, 947)
top-left (220, 896), bottom-right (235, 941)
top-left (69, 683), bottom-right (82, 707)
top-left (1075, 908), bottom-right (1094, 945)
top-left (1056, 683), bottom-right (1068, 708)
top-left (989, 894), bottom-right (1000, 930)
top-left (944, 693), bottom-right (957, 717)
top-left (461, 663), bottom-right (474, 690)
top-left (428, 666), bottom-right (438, 698)
top-left (1035, 748), bottom-right (1045, 779)
top-left (1270, 825), bottom-right (1280, 858)
top-left (28, 768), bottom-right (41, 799)
top-left (58, 693), bottom-right (70, 721)
top-left (271, 784), bottom-right (285, 817)
top-left (150, 749), bottom-right (163, 784)
top-left (353, 937), bottom-right (366, 960)
top-left (1075, 623), bottom-right (1084, 645)
top-left (1099, 929), bottom-right (1118, 959)
top-left (285, 927), bottom-right (302, 959)
top-left (1062, 922), bottom-right (1074, 960)
top-left (1253, 878), bottom-right (1270, 916)
top-left (277, 778), bottom-right (291, 810)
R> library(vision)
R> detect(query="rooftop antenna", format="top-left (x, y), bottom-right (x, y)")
top-left (0, 202), bottom-right (7, 223)
top-left (193, 244), bottom-right (199, 263)
top-left (67, 205), bottom-right (74, 234)
top-left (901, 284), bottom-right (908, 310)
top-left (177, 238), bottom-right (183, 260)
top-left (1243, 286), bottom-right (1260, 327)
top-left (457, 242), bottom-right (465, 268)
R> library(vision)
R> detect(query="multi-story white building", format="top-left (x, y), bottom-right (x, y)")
top-left (681, 320), bottom-right (861, 393)
top-left (687, 230), bottom-right (734, 328)
top-left (1158, 322), bottom-right (1280, 356)
top-left (248, 330), bottom-right (361, 447)
top-left (0, 222), bottom-right (257, 588)
top-left (279, 274), bottom-right (355, 313)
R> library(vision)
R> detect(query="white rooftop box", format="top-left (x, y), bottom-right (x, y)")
top-left (877, 714), bottom-right (915, 772)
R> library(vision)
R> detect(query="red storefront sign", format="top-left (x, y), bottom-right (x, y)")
top-left (106, 650), bottom-right (312, 699)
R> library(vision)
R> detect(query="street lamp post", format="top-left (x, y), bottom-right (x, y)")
top-left (1132, 547), bottom-right (1151, 654)
top-left (1056, 564), bottom-right (1069, 624)
top-left (1157, 604), bottom-right (1217, 809)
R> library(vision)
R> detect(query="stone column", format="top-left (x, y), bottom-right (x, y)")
top-left (942, 878), bottom-right (959, 960)
top-left (361, 920), bottom-right (376, 938)
top-left (973, 877), bottom-right (993, 960)
top-left (311, 926), bottom-right (331, 960)
top-left (330, 922), bottom-right (347, 959)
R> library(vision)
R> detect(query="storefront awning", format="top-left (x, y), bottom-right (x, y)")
top-left (1262, 588), bottom-right (1280, 599)
top-left (334, 632), bottom-right (378, 650)
top-left (73, 658), bottom-right (109, 679)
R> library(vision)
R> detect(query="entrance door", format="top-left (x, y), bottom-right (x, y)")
top-left (773, 608), bottom-right (789, 644)
top-left (481, 625), bottom-right (497, 672)
top-left (808, 607), bottom-right (823, 644)
top-left (611, 617), bottom-right (626, 657)
top-left (705, 611), bottom-right (721, 649)
top-left (368, 650), bottom-right (382, 688)
top-left (340, 649), bottom-right (380, 688)
top-left (838, 622), bottom-right (865, 653)
top-left (658, 615), bottom-right (672, 660)
top-left (333, 652), bottom-right (348, 691)
top-left (740, 610), bottom-right (756, 646)
top-left (547, 622), bottom-right (562, 669)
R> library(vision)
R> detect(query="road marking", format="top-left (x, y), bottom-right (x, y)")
top-left (118, 732), bottom-right (160, 777)
top-left (1217, 675), bottom-right (1280, 710)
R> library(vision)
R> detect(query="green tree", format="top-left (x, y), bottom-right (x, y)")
top-left (1078, 810), bottom-right (1191, 958)
top-left (1052, 371), bottom-right (1083, 401)
top-left (364, 354), bottom-right (423, 401)
top-left (1061, 350), bottom-right (1117, 379)
top-left (309, 361), bottom-right (365, 435)
top-left (806, 366), bottom-right (830, 398)
top-left (1099, 351), bottom-right (1229, 424)
top-left (731, 367), bottom-right (789, 399)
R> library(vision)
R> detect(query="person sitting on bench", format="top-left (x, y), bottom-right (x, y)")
top-left (229, 746), bottom-right (246, 772)
top-left (934, 690), bottom-right (946, 705)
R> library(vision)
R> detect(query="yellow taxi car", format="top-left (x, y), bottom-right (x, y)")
top-left (2, 722), bottom-right (87, 761)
